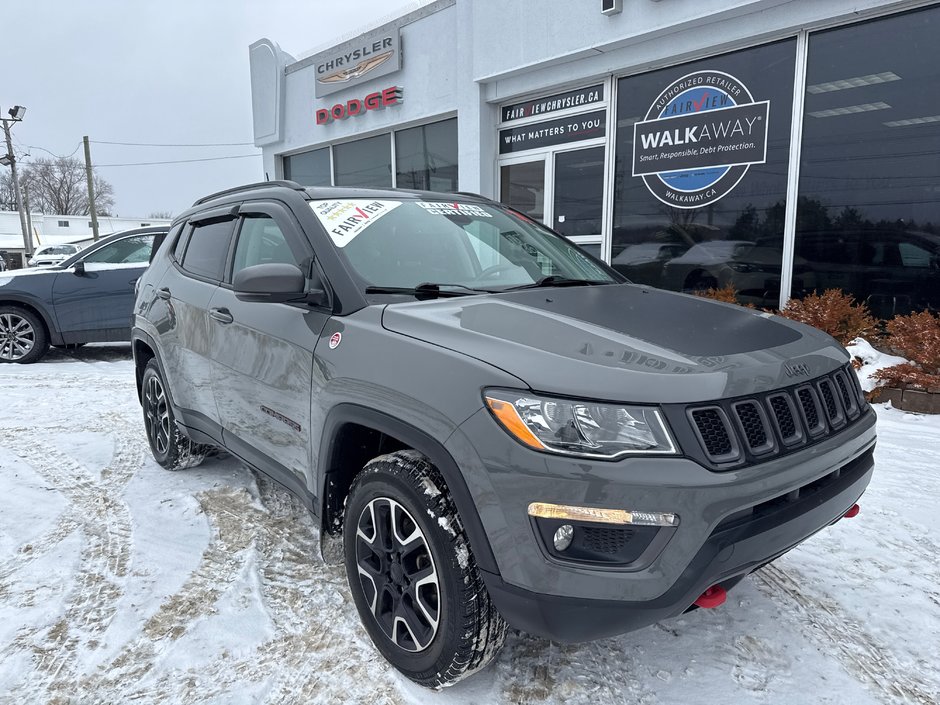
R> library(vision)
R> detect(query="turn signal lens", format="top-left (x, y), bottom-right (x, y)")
top-left (485, 398), bottom-right (546, 450)
top-left (528, 502), bottom-right (679, 527)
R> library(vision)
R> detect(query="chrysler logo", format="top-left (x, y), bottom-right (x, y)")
top-left (318, 51), bottom-right (394, 85)
top-left (784, 363), bottom-right (811, 378)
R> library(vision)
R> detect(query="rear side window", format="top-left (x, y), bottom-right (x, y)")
top-left (180, 219), bottom-right (236, 280)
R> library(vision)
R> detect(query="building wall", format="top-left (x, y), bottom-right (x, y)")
top-left (0, 210), bottom-right (171, 252)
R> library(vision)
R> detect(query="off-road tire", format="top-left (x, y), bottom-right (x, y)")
top-left (141, 359), bottom-right (209, 470)
top-left (0, 305), bottom-right (49, 364)
top-left (344, 450), bottom-right (506, 688)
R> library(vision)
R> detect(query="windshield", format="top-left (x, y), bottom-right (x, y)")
top-left (37, 245), bottom-right (77, 256)
top-left (309, 199), bottom-right (618, 291)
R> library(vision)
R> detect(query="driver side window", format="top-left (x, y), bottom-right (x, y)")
top-left (231, 215), bottom-right (299, 280)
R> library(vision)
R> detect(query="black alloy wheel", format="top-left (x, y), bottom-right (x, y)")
top-left (355, 497), bottom-right (441, 652)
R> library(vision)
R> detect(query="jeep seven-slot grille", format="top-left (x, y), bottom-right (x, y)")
top-left (689, 408), bottom-right (734, 458)
top-left (687, 365), bottom-right (866, 467)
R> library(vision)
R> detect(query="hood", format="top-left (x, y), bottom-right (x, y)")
top-left (381, 284), bottom-right (847, 404)
top-left (0, 267), bottom-right (60, 284)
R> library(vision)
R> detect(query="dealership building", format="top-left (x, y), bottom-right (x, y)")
top-left (250, 0), bottom-right (940, 316)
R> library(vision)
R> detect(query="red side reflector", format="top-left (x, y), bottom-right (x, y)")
top-left (694, 585), bottom-right (727, 609)
top-left (844, 503), bottom-right (860, 518)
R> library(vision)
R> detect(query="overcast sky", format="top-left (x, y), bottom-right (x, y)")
top-left (1, 0), bottom-right (417, 218)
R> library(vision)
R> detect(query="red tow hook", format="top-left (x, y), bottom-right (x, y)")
top-left (694, 585), bottom-right (727, 609)
top-left (844, 503), bottom-right (860, 519)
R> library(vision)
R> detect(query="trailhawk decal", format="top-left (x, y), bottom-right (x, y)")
top-left (632, 70), bottom-right (770, 209)
top-left (310, 200), bottom-right (401, 247)
top-left (416, 202), bottom-right (493, 217)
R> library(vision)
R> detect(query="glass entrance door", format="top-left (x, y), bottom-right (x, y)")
top-left (500, 160), bottom-right (546, 223)
top-left (552, 146), bottom-right (605, 240)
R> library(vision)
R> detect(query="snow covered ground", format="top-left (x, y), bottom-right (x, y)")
top-left (1, 345), bottom-right (938, 704)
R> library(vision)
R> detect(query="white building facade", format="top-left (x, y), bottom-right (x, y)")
top-left (250, 0), bottom-right (940, 317)
top-left (0, 211), bottom-right (171, 268)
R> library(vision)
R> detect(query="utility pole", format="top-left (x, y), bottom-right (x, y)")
top-left (83, 135), bottom-right (99, 241)
top-left (23, 185), bottom-right (35, 254)
top-left (1, 107), bottom-right (31, 256)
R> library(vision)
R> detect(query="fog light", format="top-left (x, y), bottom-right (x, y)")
top-left (553, 524), bottom-right (574, 551)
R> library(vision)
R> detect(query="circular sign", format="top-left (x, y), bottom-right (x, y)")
top-left (329, 332), bottom-right (342, 349)
top-left (634, 70), bottom-right (768, 209)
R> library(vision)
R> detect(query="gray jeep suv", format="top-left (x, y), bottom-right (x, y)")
top-left (132, 181), bottom-right (876, 687)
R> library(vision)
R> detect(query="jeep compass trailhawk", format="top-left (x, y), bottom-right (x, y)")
top-left (132, 181), bottom-right (876, 687)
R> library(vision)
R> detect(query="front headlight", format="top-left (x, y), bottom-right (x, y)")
top-left (484, 390), bottom-right (678, 458)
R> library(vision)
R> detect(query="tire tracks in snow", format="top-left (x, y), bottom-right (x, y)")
top-left (81, 484), bottom-right (258, 700)
top-left (0, 412), bottom-right (140, 701)
top-left (754, 563), bottom-right (939, 705)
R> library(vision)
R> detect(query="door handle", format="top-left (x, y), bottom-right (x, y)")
top-left (209, 307), bottom-right (234, 324)
top-left (156, 287), bottom-right (171, 300)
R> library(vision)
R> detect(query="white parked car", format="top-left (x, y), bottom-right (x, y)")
top-left (27, 244), bottom-right (82, 268)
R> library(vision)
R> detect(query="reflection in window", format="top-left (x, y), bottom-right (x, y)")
top-left (333, 134), bottom-right (392, 188)
top-left (611, 40), bottom-right (796, 308)
top-left (795, 6), bottom-right (940, 318)
top-left (82, 235), bottom-right (156, 265)
top-left (395, 118), bottom-right (458, 191)
top-left (284, 148), bottom-right (331, 187)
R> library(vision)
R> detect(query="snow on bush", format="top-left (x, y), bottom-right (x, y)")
top-left (869, 310), bottom-right (940, 393)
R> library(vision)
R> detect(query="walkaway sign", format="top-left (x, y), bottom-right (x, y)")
top-left (632, 70), bottom-right (769, 209)
top-left (499, 110), bottom-right (606, 154)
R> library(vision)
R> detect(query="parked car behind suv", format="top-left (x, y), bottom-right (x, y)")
top-left (28, 243), bottom-right (82, 268)
top-left (132, 182), bottom-right (875, 688)
top-left (0, 226), bottom-right (168, 363)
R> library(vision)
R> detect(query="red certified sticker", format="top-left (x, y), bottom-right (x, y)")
top-left (329, 332), bottom-right (342, 349)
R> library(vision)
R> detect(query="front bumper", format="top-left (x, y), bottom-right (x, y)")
top-left (447, 406), bottom-right (876, 642)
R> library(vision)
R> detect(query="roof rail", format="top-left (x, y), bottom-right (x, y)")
top-left (192, 180), bottom-right (307, 207)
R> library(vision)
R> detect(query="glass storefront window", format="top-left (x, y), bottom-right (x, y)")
top-left (395, 118), bottom-right (458, 191)
top-left (795, 6), bottom-right (940, 318)
top-left (612, 40), bottom-right (796, 307)
top-left (284, 147), bottom-right (331, 187)
top-left (333, 134), bottom-right (393, 188)
top-left (500, 160), bottom-right (545, 222)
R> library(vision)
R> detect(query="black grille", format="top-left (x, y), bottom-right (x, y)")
top-left (582, 526), bottom-right (635, 554)
top-left (768, 394), bottom-right (800, 444)
top-left (819, 380), bottom-right (838, 421)
top-left (797, 387), bottom-right (822, 432)
top-left (734, 401), bottom-right (771, 453)
top-left (686, 364), bottom-right (866, 467)
top-left (690, 408), bottom-right (735, 458)
top-left (834, 371), bottom-right (859, 418)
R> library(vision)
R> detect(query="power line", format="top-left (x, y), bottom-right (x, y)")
top-left (90, 139), bottom-right (255, 147)
top-left (13, 139), bottom-right (83, 160)
top-left (94, 153), bottom-right (260, 167)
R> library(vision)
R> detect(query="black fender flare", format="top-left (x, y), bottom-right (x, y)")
top-left (318, 403), bottom-right (499, 575)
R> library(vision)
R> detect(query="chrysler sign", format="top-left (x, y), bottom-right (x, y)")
top-left (314, 33), bottom-right (401, 98)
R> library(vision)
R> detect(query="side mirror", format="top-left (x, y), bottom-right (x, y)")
top-left (73, 261), bottom-right (86, 276)
top-left (234, 263), bottom-right (308, 303)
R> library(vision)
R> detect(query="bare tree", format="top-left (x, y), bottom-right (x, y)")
top-left (148, 210), bottom-right (174, 219)
top-left (0, 171), bottom-right (17, 211)
top-left (20, 158), bottom-right (115, 216)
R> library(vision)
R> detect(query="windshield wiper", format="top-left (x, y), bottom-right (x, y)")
top-left (502, 275), bottom-right (614, 291)
top-left (365, 282), bottom-right (495, 300)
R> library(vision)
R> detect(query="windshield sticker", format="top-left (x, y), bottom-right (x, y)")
top-left (416, 202), bottom-right (493, 218)
top-left (310, 200), bottom-right (402, 247)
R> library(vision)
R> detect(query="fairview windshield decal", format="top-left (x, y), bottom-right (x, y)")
top-left (632, 70), bottom-right (769, 209)
top-left (310, 200), bottom-right (402, 247)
